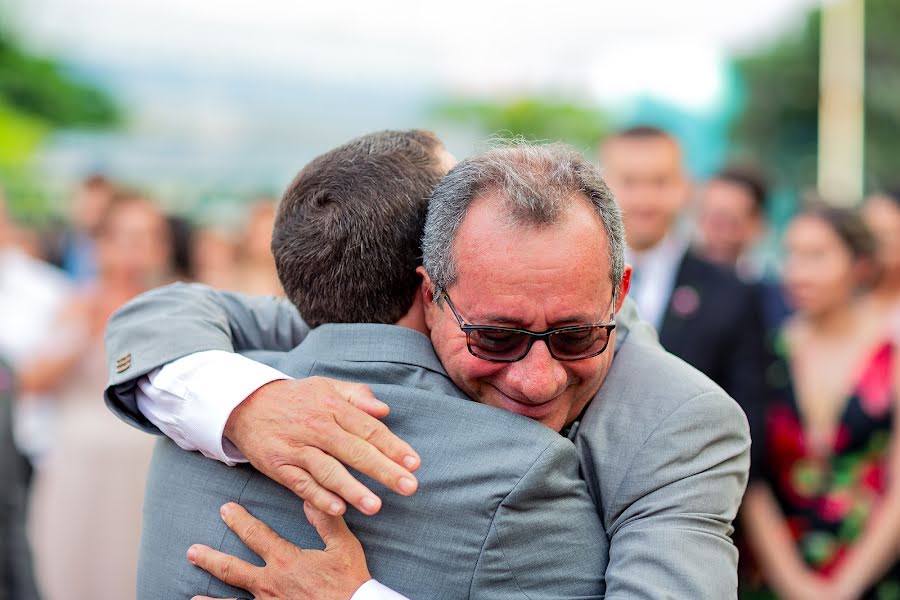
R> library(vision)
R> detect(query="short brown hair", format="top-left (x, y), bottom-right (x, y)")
top-left (612, 125), bottom-right (673, 140)
top-left (272, 129), bottom-right (445, 327)
top-left (797, 204), bottom-right (876, 260)
top-left (712, 165), bottom-right (768, 214)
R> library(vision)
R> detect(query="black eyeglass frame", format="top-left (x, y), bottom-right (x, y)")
top-left (440, 290), bottom-right (618, 363)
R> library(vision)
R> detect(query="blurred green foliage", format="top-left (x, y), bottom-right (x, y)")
top-left (0, 33), bottom-right (120, 132)
top-left (0, 27), bottom-right (120, 215)
top-left (731, 0), bottom-right (900, 192)
top-left (862, 0), bottom-right (900, 191)
top-left (434, 97), bottom-right (608, 151)
top-left (0, 99), bottom-right (47, 163)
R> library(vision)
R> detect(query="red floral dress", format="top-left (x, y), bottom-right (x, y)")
top-left (746, 336), bottom-right (899, 599)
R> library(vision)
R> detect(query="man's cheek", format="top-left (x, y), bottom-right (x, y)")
top-left (457, 355), bottom-right (506, 382)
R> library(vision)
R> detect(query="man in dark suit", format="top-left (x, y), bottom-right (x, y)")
top-left (600, 126), bottom-right (766, 419)
top-left (696, 165), bottom-right (791, 333)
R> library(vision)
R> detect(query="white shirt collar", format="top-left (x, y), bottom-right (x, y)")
top-left (624, 234), bottom-right (689, 331)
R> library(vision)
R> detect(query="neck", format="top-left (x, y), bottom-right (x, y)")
top-left (874, 271), bottom-right (900, 301)
top-left (803, 302), bottom-right (857, 338)
top-left (699, 244), bottom-right (740, 269)
top-left (628, 231), bottom-right (678, 256)
top-left (393, 297), bottom-right (430, 336)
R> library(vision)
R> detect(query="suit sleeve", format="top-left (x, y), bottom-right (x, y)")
top-left (474, 437), bottom-right (606, 600)
top-left (604, 390), bottom-right (750, 599)
top-left (103, 282), bottom-right (308, 430)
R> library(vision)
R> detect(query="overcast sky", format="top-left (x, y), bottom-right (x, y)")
top-left (10, 0), bottom-right (823, 109)
top-left (3, 0), bottom-right (830, 196)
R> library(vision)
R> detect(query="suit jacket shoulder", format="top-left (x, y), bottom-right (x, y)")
top-left (575, 334), bottom-right (750, 598)
top-left (577, 334), bottom-right (736, 507)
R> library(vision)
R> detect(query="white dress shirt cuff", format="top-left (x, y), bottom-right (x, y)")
top-left (350, 580), bottom-right (410, 600)
top-left (136, 350), bottom-right (289, 465)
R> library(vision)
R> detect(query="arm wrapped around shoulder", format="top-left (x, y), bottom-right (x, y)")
top-left (103, 282), bottom-right (307, 428)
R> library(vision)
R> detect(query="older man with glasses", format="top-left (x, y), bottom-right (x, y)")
top-left (104, 136), bottom-right (749, 599)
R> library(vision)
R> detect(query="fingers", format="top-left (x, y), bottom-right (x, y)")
top-left (218, 503), bottom-right (284, 560)
top-left (321, 426), bottom-right (419, 500)
top-left (345, 410), bottom-right (421, 473)
top-left (330, 381), bottom-right (390, 418)
top-left (271, 463), bottom-right (349, 516)
top-left (303, 501), bottom-right (358, 550)
top-left (290, 449), bottom-right (383, 515)
top-left (187, 543), bottom-right (259, 591)
top-left (327, 381), bottom-right (421, 472)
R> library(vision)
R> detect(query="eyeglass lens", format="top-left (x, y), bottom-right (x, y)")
top-left (466, 326), bottom-right (611, 361)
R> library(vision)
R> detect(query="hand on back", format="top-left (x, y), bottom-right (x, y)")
top-left (224, 377), bottom-right (421, 516)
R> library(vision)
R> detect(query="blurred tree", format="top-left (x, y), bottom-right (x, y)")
top-left (731, 0), bottom-right (900, 193)
top-left (862, 0), bottom-right (900, 191)
top-left (0, 34), bottom-right (119, 131)
top-left (434, 97), bottom-right (608, 151)
top-left (0, 27), bottom-right (120, 214)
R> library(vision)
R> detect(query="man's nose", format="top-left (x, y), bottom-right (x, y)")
top-left (505, 340), bottom-right (568, 404)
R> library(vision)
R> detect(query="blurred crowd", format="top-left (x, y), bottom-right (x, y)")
top-left (0, 126), bottom-right (899, 599)
top-left (0, 180), bottom-right (282, 599)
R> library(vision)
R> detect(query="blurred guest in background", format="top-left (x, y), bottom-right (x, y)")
top-left (696, 165), bottom-right (779, 281)
top-left (166, 214), bottom-right (197, 282)
top-left (54, 174), bottom-right (115, 284)
top-left (0, 190), bottom-right (67, 600)
top-left (232, 199), bottom-right (283, 296)
top-left (599, 126), bottom-right (766, 418)
top-left (27, 192), bottom-right (174, 600)
top-left (862, 191), bottom-right (900, 327)
top-left (191, 226), bottom-right (238, 290)
top-left (0, 358), bottom-right (39, 600)
top-left (696, 165), bottom-right (791, 332)
top-left (742, 207), bottom-right (900, 599)
top-left (0, 190), bottom-right (72, 467)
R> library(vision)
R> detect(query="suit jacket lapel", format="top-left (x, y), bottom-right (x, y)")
top-left (658, 252), bottom-right (701, 351)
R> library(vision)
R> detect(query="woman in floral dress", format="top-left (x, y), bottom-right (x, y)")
top-left (742, 207), bottom-right (900, 599)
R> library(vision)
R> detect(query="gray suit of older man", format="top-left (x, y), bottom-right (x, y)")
top-left (106, 284), bottom-right (750, 599)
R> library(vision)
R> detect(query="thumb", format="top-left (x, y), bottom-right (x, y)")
top-left (303, 500), bottom-right (357, 549)
top-left (332, 381), bottom-right (389, 418)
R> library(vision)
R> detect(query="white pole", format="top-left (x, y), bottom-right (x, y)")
top-left (818, 0), bottom-right (866, 206)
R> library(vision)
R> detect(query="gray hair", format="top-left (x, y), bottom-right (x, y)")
top-left (422, 141), bottom-right (626, 295)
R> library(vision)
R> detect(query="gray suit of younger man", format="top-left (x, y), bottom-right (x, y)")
top-left (132, 323), bottom-right (607, 599)
top-left (106, 284), bottom-right (751, 599)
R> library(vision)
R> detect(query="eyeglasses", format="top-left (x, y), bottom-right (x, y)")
top-left (440, 290), bottom-right (617, 363)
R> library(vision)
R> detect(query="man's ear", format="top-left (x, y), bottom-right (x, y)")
top-left (615, 265), bottom-right (633, 314)
top-left (416, 266), bottom-right (438, 327)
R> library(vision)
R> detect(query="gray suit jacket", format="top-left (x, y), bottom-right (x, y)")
top-left (106, 283), bottom-right (750, 599)
top-left (136, 324), bottom-right (607, 599)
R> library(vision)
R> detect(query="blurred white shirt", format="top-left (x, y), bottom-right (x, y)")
top-left (0, 248), bottom-right (71, 365)
top-left (0, 247), bottom-right (72, 460)
top-left (624, 234), bottom-right (687, 331)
